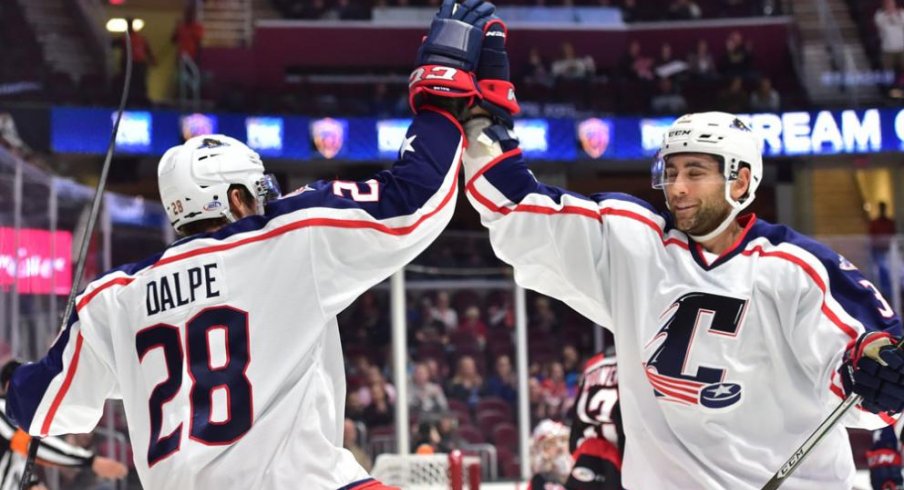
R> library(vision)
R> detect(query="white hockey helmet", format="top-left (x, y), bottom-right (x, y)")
top-left (158, 134), bottom-right (281, 233)
top-left (651, 112), bottom-right (763, 241)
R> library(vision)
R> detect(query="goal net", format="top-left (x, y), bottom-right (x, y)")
top-left (370, 450), bottom-right (481, 490)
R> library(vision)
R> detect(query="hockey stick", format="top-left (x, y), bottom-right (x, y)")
top-left (762, 334), bottom-right (904, 489)
top-left (18, 29), bottom-right (133, 490)
top-left (760, 392), bottom-right (862, 490)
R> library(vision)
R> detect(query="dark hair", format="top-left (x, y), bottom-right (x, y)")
top-left (177, 185), bottom-right (255, 237)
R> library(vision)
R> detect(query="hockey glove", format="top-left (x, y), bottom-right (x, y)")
top-left (409, 0), bottom-right (496, 116)
top-left (0, 359), bottom-right (21, 392)
top-left (868, 426), bottom-right (903, 490)
top-left (840, 332), bottom-right (904, 414)
top-left (475, 17), bottom-right (520, 128)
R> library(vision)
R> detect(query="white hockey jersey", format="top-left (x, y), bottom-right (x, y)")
top-left (6, 110), bottom-right (464, 490)
top-left (0, 398), bottom-right (95, 490)
top-left (463, 122), bottom-right (901, 490)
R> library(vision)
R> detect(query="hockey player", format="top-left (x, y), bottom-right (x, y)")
top-left (566, 352), bottom-right (622, 490)
top-left (0, 1), bottom-right (499, 488)
top-left (461, 13), bottom-right (904, 489)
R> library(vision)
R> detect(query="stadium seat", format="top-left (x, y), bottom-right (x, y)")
top-left (457, 424), bottom-right (486, 444)
top-left (476, 397), bottom-right (513, 420)
top-left (477, 411), bottom-right (510, 436)
top-left (491, 423), bottom-right (518, 449)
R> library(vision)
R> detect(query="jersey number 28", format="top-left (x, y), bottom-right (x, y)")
top-left (135, 305), bottom-right (253, 466)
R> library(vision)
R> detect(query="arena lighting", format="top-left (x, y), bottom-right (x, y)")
top-left (105, 17), bottom-right (144, 33)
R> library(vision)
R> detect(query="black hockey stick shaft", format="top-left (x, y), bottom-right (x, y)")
top-left (18, 29), bottom-right (133, 490)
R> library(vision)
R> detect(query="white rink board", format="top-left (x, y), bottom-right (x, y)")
top-left (478, 470), bottom-right (872, 490)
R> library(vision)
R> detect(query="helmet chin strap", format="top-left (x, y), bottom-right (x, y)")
top-left (688, 205), bottom-right (742, 243)
top-left (687, 180), bottom-right (747, 244)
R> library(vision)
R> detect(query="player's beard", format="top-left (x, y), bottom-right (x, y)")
top-left (671, 193), bottom-right (732, 237)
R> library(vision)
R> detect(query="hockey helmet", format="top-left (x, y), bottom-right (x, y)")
top-left (158, 135), bottom-right (281, 233)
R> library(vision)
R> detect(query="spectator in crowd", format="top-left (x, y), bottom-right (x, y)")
top-left (749, 77), bottom-right (780, 112)
top-left (654, 43), bottom-right (687, 81)
top-left (369, 82), bottom-right (398, 118)
top-left (687, 39), bottom-right (717, 80)
top-left (551, 42), bottom-right (596, 81)
top-left (717, 76), bottom-right (749, 113)
top-left (116, 18), bottom-right (156, 106)
top-left (436, 412), bottom-right (464, 450)
top-left (362, 382), bottom-right (395, 427)
top-left (523, 47), bottom-right (554, 88)
top-left (668, 0), bottom-right (702, 20)
top-left (171, 5), bottom-right (204, 63)
top-left (869, 201), bottom-right (897, 298)
top-left (458, 306), bottom-right (488, 346)
top-left (561, 345), bottom-right (582, 394)
top-left (346, 392), bottom-right (366, 423)
top-left (485, 354), bottom-right (518, 406)
top-left (539, 361), bottom-right (570, 420)
top-left (620, 40), bottom-right (655, 81)
top-left (447, 355), bottom-right (485, 409)
top-left (532, 296), bottom-right (560, 334)
top-left (410, 362), bottom-right (449, 419)
top-left (343, 418), bottom-right (373, 472)
top-left (487, 293), bottom-right (515, 330)
top-left (875, 0), bottom-right (904, 80)
top-left (430, 291), bottom-right (459, 332)
top-left (357, 366), bottom-right (398, 408)
top-left (719, 30), bottom-right (754, 80)
top-left (651, 77), bottom-right (688, 114)
top-left (621, 0), bottom-right (641, 23)
top-left (414, 420), bottom-right (446, 454)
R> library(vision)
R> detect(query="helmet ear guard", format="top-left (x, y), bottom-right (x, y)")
top-left (158, 135), bottom-right (281, 234)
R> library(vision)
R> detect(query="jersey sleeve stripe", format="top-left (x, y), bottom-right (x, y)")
top-left (742, 246), bottom-right (858, 339)
top-left (76, 277), bottom-right (135, 312)
top-left (39, 333), bottom-right (84, 437)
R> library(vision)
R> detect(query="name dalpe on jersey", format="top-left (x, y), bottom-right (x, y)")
top-left (146, 262), bottom-right (220, 316)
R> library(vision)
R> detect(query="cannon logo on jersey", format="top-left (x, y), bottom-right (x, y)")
top-left (643, 292), bottom-right (748, 409)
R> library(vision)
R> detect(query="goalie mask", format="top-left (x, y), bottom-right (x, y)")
top-left (158, 135), bottom-right (281, 233)
top-left (651, 112), bottom-right (763, 242)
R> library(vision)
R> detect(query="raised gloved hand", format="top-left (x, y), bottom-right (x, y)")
top-left (409, 0), bottom-right (497, 116)
top-left (0, 359), bottom-right (21, 392)
top-left (840, 332), bottom-right (904, 414)
top-left (475, 16), bottom-right (520, 128)
top-left (868, 426), bottom-right (903, 490)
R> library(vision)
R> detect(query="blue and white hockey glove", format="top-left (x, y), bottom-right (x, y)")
top-left (475, 16), bottom-right (520, 128)
top-left (409, 0), bottom-right (497, 115)
top-left (840, 332), bottom-right (904, 414)
top-left (868, 426), bottom-right (903, 490)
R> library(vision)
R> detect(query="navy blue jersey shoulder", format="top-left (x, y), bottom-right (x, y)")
top-left (750, 219), bottom-right (902, 336)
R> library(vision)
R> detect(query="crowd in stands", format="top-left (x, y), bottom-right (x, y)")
top-left (337, 274), bottom-right (602, 477)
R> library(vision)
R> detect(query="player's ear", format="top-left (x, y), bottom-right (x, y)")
top-left (227, 187), bottom-right (254, 219)
top-left (731, 167), bottom-right (751, 201)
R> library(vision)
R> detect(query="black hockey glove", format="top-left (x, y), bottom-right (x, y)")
top-left (840, 332), bottom-right (904, 414)
top-left (0, 359), bottom-right (21, 392)
top-left (409, 0), bottom-right (497, 116)
top-left (868, 426), bottom-right (903, 490)
top-left (475, 16), bottom-right (520, 128)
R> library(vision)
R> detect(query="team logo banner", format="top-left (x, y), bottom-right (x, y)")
top-left (311, 118), bottom-right (346, 159)
top-left (578, 118), bottom-right (611, 159)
